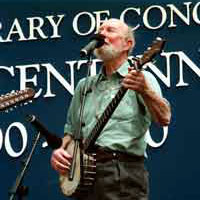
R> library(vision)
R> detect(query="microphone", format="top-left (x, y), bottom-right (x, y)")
top-left (80, 34), bottom-right (105, 57)
top-left (26, 114), bottom-right (62, 149)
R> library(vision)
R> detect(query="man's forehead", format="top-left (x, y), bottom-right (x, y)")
top-left (100, 19), bottom-right (128, 29)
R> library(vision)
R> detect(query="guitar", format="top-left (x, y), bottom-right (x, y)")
top-left (59, 37), bottom-right (166, 197)
top-left (0, 88), bottom-right (35, 112)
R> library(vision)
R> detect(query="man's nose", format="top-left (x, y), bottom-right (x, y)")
top-left (99, 29), bottom-right (107, 36)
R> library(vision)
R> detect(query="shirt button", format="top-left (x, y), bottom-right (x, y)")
top-left (111, 94), bottom-right (115, 98)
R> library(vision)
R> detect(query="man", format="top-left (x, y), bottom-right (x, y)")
top-left (51, 18), bottom-right (171, 200)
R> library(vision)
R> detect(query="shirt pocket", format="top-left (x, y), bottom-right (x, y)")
top-left (83, 92), bottom-right (96, 123)
top-left (112, 91), bottom-right (139, 121)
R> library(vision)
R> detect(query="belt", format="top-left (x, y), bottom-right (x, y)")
top-left (94, 147), bottom-right (144, 163)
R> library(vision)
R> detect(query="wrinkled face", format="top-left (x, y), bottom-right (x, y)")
top-left (94, 19), bottom-right (130, 61)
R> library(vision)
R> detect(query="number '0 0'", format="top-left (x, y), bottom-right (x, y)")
top-left (0, 122), bottom-right (27, 157)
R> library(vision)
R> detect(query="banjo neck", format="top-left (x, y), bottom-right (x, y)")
top-left (84, 86), bottom-right (127, 152)
top-left (84, 37), bottom-right (166, 152)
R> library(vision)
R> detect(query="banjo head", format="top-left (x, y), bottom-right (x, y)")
top-left (59, 140), bottom-right (81, 196)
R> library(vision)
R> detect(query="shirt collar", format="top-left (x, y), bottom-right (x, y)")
top-left (98, 60), bottom-right (129, 81)
top-left (116, 60), bottom-right (130, 77)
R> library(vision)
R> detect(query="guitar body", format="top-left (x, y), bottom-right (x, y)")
top-left (59, 140), bottom-right (96, 197)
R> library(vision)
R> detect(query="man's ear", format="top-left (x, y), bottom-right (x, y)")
top-left (124, 39), bottom-right (134, 52)
top-left (127, 40), bottom-right (133, 49)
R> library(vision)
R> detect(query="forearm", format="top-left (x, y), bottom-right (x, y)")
top-left (122, 69), bottom-right (171, 126)
top-left (141, 86), bottom-right (171, 126)
top-left (62, 134), bottom-right (73, 149)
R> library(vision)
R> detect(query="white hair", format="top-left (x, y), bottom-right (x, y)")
top-left (125, 25), bottom-right (135, 55)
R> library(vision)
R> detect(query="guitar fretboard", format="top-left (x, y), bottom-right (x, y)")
top-left (84, 86), bottom-right (127, 152)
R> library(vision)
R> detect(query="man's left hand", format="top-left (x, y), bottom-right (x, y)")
top-left (122, 67), bottom-right (149, 94)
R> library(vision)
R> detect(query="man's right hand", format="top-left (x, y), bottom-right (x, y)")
top-left (50, 135), bottom-right (73, 175)
top-left (51, 148), bottom-right (72, 175)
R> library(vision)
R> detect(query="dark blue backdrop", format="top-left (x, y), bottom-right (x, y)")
top-left (0, 0), bottom-right (200, 200)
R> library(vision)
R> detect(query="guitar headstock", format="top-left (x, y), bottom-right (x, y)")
top-left (0, 88), bottom-right (35, 112)
top-left (130, 37), bottom-right (166, 70)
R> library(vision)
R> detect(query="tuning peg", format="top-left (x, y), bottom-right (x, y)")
top-left (15, 98), bottom-right (20, 102)
top-left (42, 141), bottom-right (48, 148)
top-left (156, 37), bottom-right (162, 41)
top-left (19, 103), bottom-right (24, 107)
top-left (5, 102), bottom-right (10, 106)
top-left (9, 108), bottom-right (14, 112)
top-left (19, 95), bottom-right (25, 100)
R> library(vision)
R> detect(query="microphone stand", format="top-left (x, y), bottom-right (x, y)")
top-left (9, 131), bottom-right (41, 200)
top-left (68, 53), bottom-right (93, 181)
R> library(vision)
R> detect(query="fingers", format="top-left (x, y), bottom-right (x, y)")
top-left (53, 150), bottom-right (72, 167)
top-left (122, 69), bottom-right (146, 93)
top-left (128, 68), bottom-right (141, 76)
top-left (123, 70), bottom-right (144, 85)
top-left (122, 80), bottom-right (144, 93)
top-left (51, 148), bottom-right (72, 175)
top-left (53, 161), bottom-right (69, 175)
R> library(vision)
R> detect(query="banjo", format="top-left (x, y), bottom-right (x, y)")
top-left (59, 37), bottom-right (166, 197)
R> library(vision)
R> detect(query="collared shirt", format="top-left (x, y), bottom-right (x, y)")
top-left (64, 61), bottom-right (162, 156)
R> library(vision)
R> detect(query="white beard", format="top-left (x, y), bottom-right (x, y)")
top-left (94, 44), bottom-right (122, 61)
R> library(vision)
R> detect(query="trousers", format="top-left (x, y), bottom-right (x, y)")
top-left (78, 157), bottom-right (149, 200)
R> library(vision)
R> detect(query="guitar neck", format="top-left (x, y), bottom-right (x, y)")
top-left (84, 86), bottom-right (127, 152)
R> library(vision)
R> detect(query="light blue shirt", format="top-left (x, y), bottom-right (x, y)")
top-left (64, 61), bottom-right (162, 156)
